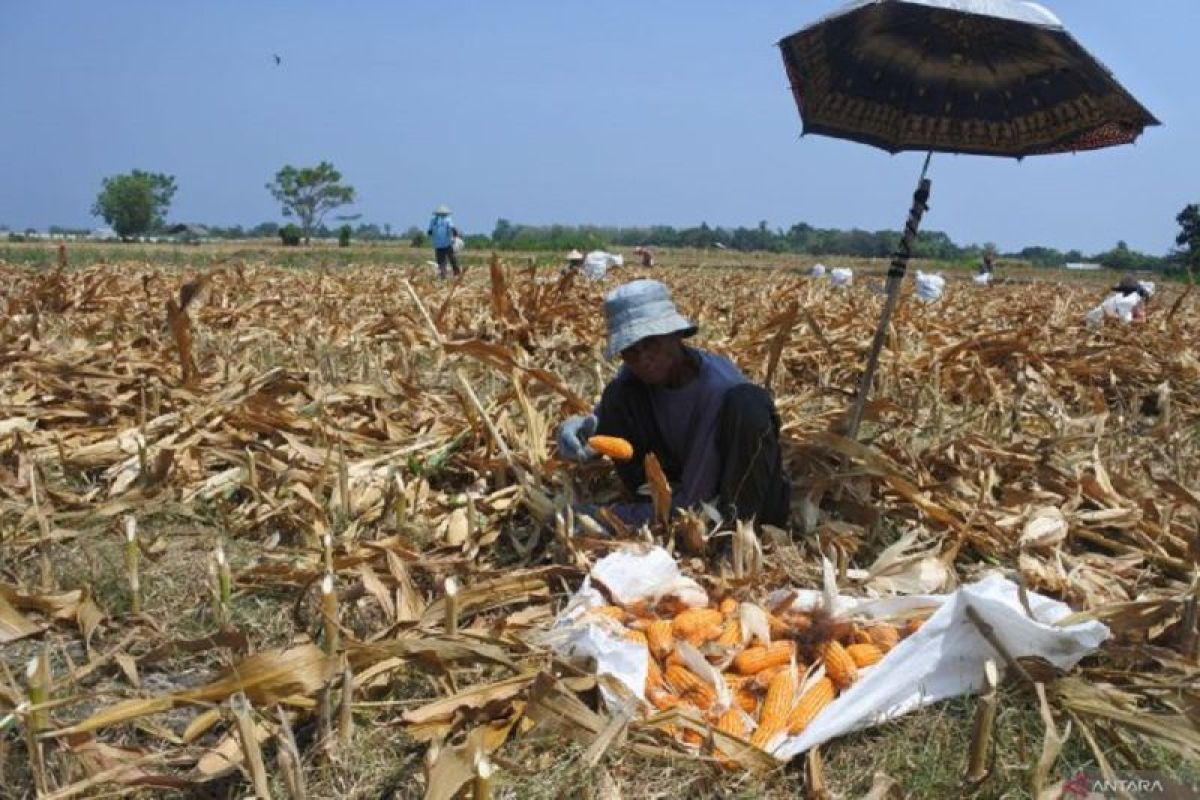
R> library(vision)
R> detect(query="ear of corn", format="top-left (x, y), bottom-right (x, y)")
top-left (867, 624), bottom-right (900, 651)
top-left (646, 655), bottom-right (665, 693)
top-left (846, 642), bottom-right (883, 668)
top-left (715, 618), bottom-right (742, 648)
top-left (718, 597), bottom-right (738, 616)
top-left (587, 435), bottom-right (634, 461)
top-left (787, 676), bottom-right (835, 734)
top-left (672, 607), bottom-right (723, 638)
top-left (685, 623), bottom-right (725, 645)
top-left (649, 689), bottom-right (681, 711)
top-left (666, 664), bottom-right (716, 710)
top-left (647, 619), bottom-right (674, 660)
top-left (759, 668), bottom-right (797, 728)
top-left (590, 605), bottom-right (626, 621)
top-left (733, 640), bottom-right (795, 675)
top-left (714, 706), bottom-right (747, 739)
top-left (821, 640), bottom-right (859, 689)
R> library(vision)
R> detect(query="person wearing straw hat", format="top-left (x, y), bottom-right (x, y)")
top-left (557, 279), bottom-right (790, 529)
top-left (427, 205), bottom-right (461, 279)
top-left (561, 249), bottom-right (585, 277)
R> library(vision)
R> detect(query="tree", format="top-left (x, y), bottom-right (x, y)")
top-left (91, 170), bottom-right (177, 239)
top-left (1176, 204), bottom-right (1200, 269)
top-left (265, 162), bottom-right (355, 244)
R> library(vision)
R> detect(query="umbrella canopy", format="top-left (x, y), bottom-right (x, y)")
top-left (779, 0), bottom-right (1159, 157)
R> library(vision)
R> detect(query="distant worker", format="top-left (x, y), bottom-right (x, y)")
top-left (556, 279), bottom-right (790, 529)
top-left (978, 250), bottom-right (996, 277)
top-left (561, 249), bottom-right (585, 277)
top-left (427, 205), bottom-right (461, 279)
top-left (633, 246), bottom-right (656, 268)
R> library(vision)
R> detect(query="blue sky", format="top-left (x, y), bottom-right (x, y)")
top-left (1, 1), bottom-right (1194, 254)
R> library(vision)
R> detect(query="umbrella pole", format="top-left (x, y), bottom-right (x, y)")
top-left (845, 152), bottom-right (933, 439)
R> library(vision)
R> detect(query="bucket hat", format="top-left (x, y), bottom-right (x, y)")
top-left (603, 279), bottom-right (697, 359)
top-left (433, 205), bottom-right (451, 216)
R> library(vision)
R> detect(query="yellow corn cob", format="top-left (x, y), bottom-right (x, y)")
top-left (752, 663), bottom-right (786, 691)
top-left (733, 640), bottom-right (795, 675)
top-left (846, 642), bottom-right (883, 668)
top-left (759, 668), bottom-right (797, 728)
top-left (718, 597), bottom-right (738, 616)
top-left (734, 686), bottom-right (759, 715)
top-left (715, 618), bottom-right (742, 648)
top-left (649, 688), bottom-right (681, 711)
top-left (821, 641), bottom-right (859, 690)
top-left (867, 624), bottom-right (901, 652)
top-left (852, 627), bottom-right (874, 646)
top-left (787, 677), bottom-right (835, 734)
top-left (647, 619), bottom-right (674, 660)
top-left (685, 623), bottom-right (725, 646)
top-left (647, 655), bottom-right (666, 693)
top-left (590, 605), bottom-right (625, 621)
top-left (666, 664), bottom-right (716, 710)
top-left (624, 628), bottom-right (648, 646)
top-left (767, 612), bottom-right (790, 638)
top-left (714, 706), bottom-right (746, 739)
top-left (672, 607), bottom-right (723, 638)
top-left (904, 617), bottom-right (926, 636)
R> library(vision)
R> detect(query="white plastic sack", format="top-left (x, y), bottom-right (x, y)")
top-left (548, 547), bottom-right (1108, 760)
top-left (830, 267), bottom-right (853, 287)
top-left (1100, 292), bottom-right (1141, 323)
top-left (1138, 280), bottom-right (1155, 297)
top-left (972, 272), bottom-right (991, 286)
top-left (810, 263), bottom-right (827, 278)
top-left (583, 250), bottom-right (621, 280)
top-left (1084, 305), bottom-right (1105, 327)
top-left (914, 271), bottom-right (946, 302)
top-left (451, 236), bottom-right (465, 253)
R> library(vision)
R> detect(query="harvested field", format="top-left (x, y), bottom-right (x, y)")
top-left (1, 252), bottom-right (1197, 798)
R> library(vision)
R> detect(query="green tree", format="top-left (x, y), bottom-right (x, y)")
top-left (265, 162), bottom-right (356, 244)
top-left (1176, 204), bottom-right (1200, 269)
top-left (90, 170), bottom-right (177, 239)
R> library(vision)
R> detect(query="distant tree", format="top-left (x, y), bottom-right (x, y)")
top-left (249, 222), bottom-right (280, 238)
top-left (265, 162), bottom-right (355, 244)
top-left (279, 224), bottom-right (302, 247)
top-left (338, 225), bottom-right (352, 247)
top-left (1175, 204), bottom-right (1200, 269)
top-left (91, 170), bottom-right (177, 239)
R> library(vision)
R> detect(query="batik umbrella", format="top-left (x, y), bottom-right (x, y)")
top-left (777, 0), bottom-right (1159, 437)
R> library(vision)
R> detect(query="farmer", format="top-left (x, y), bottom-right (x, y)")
top-left (561, 249), bottom-right (585, 276)
top-left (556, 279), bottom-right (790, 529)
top-left (1111, 273), bottom-right (1152, 322)
top-left (427, 205), bottom-right (461, 279)
top-left (978, 250), bottom-right (996, 277)
top-left (633, 246), bottom-right (656, 268)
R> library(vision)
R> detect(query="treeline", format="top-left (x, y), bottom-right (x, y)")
top-left (489, 219), bottom-right (1171, 270)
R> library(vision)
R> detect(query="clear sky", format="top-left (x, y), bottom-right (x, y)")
top-left (1, 1), bottom-right (1194, 255)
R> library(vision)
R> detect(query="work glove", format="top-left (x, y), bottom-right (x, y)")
top-left (557, 414), bottom-right (599, 462)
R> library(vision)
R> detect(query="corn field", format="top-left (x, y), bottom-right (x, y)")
top-left (0, 253), bottom-right (1197, 798)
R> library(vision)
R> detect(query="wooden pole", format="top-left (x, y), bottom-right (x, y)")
top-left (845, 153), bottom-right (933, 440)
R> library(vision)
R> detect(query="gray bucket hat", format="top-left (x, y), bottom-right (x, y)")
top-left (603, 279), bottom-right (697, 359)
top-left (433, 205), bottom-right (451, 215)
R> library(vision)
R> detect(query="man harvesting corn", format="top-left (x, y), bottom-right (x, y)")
top-left (557, 279), bottom-right (790, 528)
top-left (427, 205), bottom-right (461, 279)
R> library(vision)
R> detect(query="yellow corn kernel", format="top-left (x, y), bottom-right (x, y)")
top-left (672, 607), bottom-right (724, 638)
top-left (733, 640), bottom-right (795, 675)
top-left (846, 642), bottom-right (883, 668)
top-left (821, 640), bottom-right (859, 690)
top-left (787, 677), bottom-right (835, 734)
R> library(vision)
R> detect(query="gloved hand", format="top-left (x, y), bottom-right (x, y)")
top-left (557, 414), bottom-right (599, 462)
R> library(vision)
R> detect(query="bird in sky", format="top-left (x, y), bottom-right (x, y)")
top-left (272, 53), bottom-right (282, 66)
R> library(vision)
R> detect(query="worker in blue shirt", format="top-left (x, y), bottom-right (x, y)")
top-left (427, 205), bottom-right (461, 279)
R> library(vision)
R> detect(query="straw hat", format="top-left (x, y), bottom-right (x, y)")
top-left (433, 205), bottom-right (451, 216)
top-left (603, 280), bottom-right (697, 359)
top-left (566, 249), bottom-right (584, 260)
